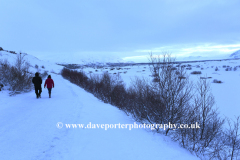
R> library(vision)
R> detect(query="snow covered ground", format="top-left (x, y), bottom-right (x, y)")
top-left (1, 50), bottom-right (240, 159)
top-left (0, 74), bottom-right (197, 160)
top-left (80, 58), bottom-right (240, 121)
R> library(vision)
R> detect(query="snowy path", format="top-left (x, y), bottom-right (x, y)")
top-left (0, 75), bottom-right (198, 160)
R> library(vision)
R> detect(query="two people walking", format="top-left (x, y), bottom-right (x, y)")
top-left (32, 72), bottom-right (54, 98)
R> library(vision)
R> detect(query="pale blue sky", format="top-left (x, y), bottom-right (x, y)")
top-left (1, 0), bottom-right (240, 62)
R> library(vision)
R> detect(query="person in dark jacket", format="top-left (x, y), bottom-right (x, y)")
top-left (44, 75), bottom-right (54, 98)
top-left (32, 72), bottom-right (42, 98)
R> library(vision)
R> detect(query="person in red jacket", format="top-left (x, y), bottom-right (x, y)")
top-left (44, 75), bottom-right (54, 98)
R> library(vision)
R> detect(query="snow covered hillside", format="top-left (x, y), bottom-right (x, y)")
top-left (229, 49), bottom-right (240, 59)
top-left (0, 50), bottom-right (63, 74)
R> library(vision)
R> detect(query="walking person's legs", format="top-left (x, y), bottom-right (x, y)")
top-left (48, 88), bottom-right (52, 98)
top-left (35, 87), bottom-right (39, 98)
top-left (39, 87), bottom-right (42, 98)
top-left (36, 87), bottom-right (42, 98)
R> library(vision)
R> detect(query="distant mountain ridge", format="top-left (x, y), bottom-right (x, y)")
top-left (229, 50), bottom-right (240, 59)
top-left (0, 46), bottom-right (135, 65)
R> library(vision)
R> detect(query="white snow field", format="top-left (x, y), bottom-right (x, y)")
top-left (1, 50), bottom-right (240, 160)
top-left (81, 58), bottom-right (240, 121)
top-left (0, 74), bottom-right (198, 160)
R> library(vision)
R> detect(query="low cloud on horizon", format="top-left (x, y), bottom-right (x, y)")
top-left (1, 0), bottom-right (240, 63)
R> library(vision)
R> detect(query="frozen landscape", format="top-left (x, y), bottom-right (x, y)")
top-left (1, 1), bottom-right (240, 159)
top-left (0, 50), bottom-right (200, 160)
top-left (1, 49), bottom-right (240, 159)
top-left (77, 56), bottom-right (240, 121)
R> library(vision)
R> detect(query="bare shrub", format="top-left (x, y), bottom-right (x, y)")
top-left (0, 53), bottom-right (33, 92)
top-left (148, 52), bottom-right (161, 78)
top-left (213, 79), bottom-right (223, 83)
top-left (152, 77), bottom-right (159, 82)
top-left (191, 71), bottom-right (202, 75)
top-left (9, 51), bottom-right (17, 54)
top-left (95, 72), bottom-right (116, 103)
top-left (200, 77), bottom-right (207, 79)
top-left (172, 78), bottom-right (225, 159)
top-left (193, 79), bottom-right (224, 156)
top-left (225, 116), bottom-right (240, 160)
top-left (128, 77), bottom-right (155, 121)
top-left (111, 83), bottom-right (127, 107)
top-left (149, 52), bottom-right (193, 135)
top-left (178, 76), bottom-right (186, 80)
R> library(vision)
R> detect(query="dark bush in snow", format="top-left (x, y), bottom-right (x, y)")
top-left (191, 71), bottom-right (202, 74)
top-left (196, 65), bottom-right (200, 68)
top-left (0, 53), bottom-right (33, 92)
top-left (9, 51), bottom-right (16, 54)
top-left (152, 77), bottom-right (159, 82)
top-left (200, 77), bottom-right (207, 79)
top-left (225, 67), bottom-right (232, 71)
top-left (200, 77), bottom-right (212, 79)
top-left (178, 76), bottom-right (186, 80)
top-left (213, 79), bottom-right (223, 83)
top-left (171, 67), bottom-right (177, 70)
top-left (175, 71), bottom-right (180, 75)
